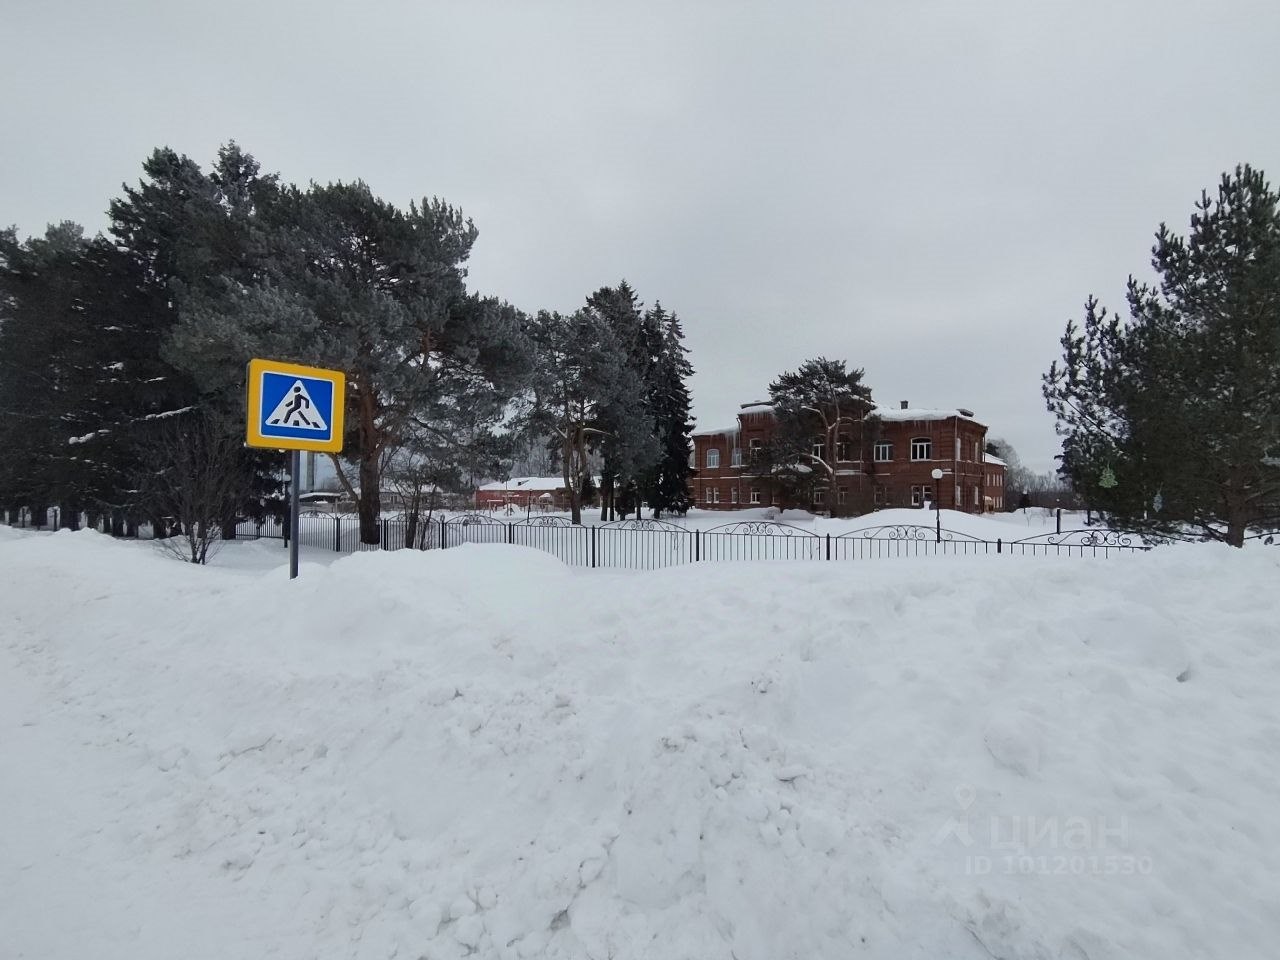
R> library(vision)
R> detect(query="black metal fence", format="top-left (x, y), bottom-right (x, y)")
top-left (436, 516), bottom-right (1149, 567)
top-left (3, 508), bottom-right (1150, 567)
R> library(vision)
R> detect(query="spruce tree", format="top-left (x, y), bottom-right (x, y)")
top-left (1044, 164), bottom-right (1280, 545)
top-left (642, 304), bottom-right (694, 517)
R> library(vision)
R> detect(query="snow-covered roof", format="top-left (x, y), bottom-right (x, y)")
top-left (984, 453), bottom-right (1007, 466)
top-left (871, 405), bottom-right (982, 424)
top-left (477, 476), bottom-right (568, 492)
top-left (692, 425), bottom-right (740, 438)
top-left (739, 402), bottom-right (774, 413)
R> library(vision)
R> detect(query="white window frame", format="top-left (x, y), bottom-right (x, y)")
top-left (973, 486), bottom-right (980, 506)
top-left (837, 487), bottom-right (848, 505)
top-left (910, 437), bottom-right (932, 461)
top-left (955, 483), bottom-right (961, 506)
top-left (731, 447), bottom-right (743, 467)
top-left (706, 448), bottom-right (720, 469)
top-left (813, 489), bottom-right (825, 505)
top-left (955, 437), bottom-right (961, 461)
top-left (730, 487), bottom-right (738, 504)
top-left (874, 441), bottom-right (892, 462)
top-left (749, 488), bottom-right (761, 504)
top-left (836, 436), bottom-right (851, 462)
top-left (811, 437), bottom-right (825, 461)
top-left (704, 487), bottom-right (715, 503)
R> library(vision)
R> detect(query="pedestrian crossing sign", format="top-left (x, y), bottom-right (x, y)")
top-left (245, 358), bottom-right (345, 453)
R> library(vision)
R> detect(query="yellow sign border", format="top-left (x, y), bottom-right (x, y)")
top-left (245, 358), bottom-right (346, 453)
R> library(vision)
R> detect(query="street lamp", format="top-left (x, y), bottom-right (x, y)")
top-left (931, 467), bottom-right (945, 542)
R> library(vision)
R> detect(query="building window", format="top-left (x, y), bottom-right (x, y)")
top-left (973, 486), bottom-right (980, 507)
top-left (749, 437), bottom-right (763, 460)
top-left (874, 485), bottom-right (887, 505)
top-left (974, 440), bottom-right (980, 462)
top-left (749, 488), bottom-right (761, 504)
top-left (706, 448), bottom-right (720, 469)
top-left (955, 437), bottom-right (961, 461)
top-left (731, 447), bottom-right (743, 467)
top-left (836, 435), bottom-right (851, 461)
top-left (874, 441), bottom-right (892, 462)
top-left (705, 487), bottom-right (713, 503)
top-left (911, 484), bottom-right (934, 506)
top-left (955, 483), bottom-right (961, 506)
top-left (838, 487), bottom-right (848, 504)
top-left (813, 489), bottom-right (825, 504)
top-left (730, 487), bottom-right (738, 504)
top-left (911, 438), bottom-right (931, 461)
top-left (811, 437), bottom-right (825, 461)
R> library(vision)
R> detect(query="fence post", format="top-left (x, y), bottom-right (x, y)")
top-left (334, 516), bottom-right (341, 552)
top-left (507, 522), bottom-right (515, 545)
top-left (591, 525), bottom-right (597, 569)
top-left (825, 533), bottom-right (831, 561)
top-left (1056, 508), bottom-right (1062, 534)
top-left (695, 529), bottom-right (701, 562)
top-left (997, 538), bottom-right (1002, 554)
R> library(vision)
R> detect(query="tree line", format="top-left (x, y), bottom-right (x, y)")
top-left (0, 143), bottom-right (694, 552)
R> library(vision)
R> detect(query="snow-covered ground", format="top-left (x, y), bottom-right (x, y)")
top-left (2, 527), bottom-right (1278, 959)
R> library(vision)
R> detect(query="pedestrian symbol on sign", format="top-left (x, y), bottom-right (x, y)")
top-left (266, 380), bottom-right (327, 431)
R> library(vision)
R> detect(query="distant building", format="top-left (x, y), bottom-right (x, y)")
top-left (690, 400), bottom-right (1007, 513)
top-left (474, 477), bottom-right (577, 512)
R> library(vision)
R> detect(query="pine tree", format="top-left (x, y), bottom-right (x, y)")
top-left (170, 180), bottom-right (528, 544)
top-left (530, 309), bottom-right (626, 524)
top-left (107, 144), bottom-right (279, 534)
top-left (642, 304), bottom-right (694, 517)
top-left (586, 281), bottom-right (661, 520)
top-left (1044, 164), bottom-right (1280, 545)
top-left (766, 358), bottom-right (876, 517)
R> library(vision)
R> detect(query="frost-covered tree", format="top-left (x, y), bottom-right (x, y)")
top-left (1044, 164), bottom-right (1280, 545)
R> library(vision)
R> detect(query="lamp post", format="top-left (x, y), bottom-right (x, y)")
top-left (931, 467), bottom-right (945, 542)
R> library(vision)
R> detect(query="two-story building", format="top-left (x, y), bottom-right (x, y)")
top-left (689, 400), bottom-right (1006, 514)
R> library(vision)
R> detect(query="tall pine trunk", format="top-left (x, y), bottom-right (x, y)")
top-left (358, 451), bottom-right (381, 545)
top-left (562, 427), bottom-right (581, 526)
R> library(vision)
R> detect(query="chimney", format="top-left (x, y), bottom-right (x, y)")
top-left (900, 400), bottom-right (909, 409)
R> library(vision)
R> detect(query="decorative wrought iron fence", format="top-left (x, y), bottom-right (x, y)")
top-left (3, 506), bottom-right (1152, 566)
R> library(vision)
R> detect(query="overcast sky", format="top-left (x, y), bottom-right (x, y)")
top-left (4, 1), bottom-right (1278, 472)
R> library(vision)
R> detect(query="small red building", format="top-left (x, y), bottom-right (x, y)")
top-left (690, 401), bottom-right (1006, 514)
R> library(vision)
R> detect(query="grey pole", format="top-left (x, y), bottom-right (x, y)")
top-left (289, 449), bottom-right (301, 579)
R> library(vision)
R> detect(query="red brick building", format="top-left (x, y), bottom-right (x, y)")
top-left (690, 401), bottom-right (1007, 514)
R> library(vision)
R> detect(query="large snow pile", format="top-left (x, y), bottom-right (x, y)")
top-left (2, 530), bottom-right (1278, 959)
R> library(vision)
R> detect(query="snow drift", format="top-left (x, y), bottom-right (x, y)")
top-left (2, 528), bottom-right (1278, 959)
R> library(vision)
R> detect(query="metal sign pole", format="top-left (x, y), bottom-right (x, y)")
top-left (289, 449), bottom-right (301, 580)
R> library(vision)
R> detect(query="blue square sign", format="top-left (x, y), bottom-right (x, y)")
top-left (246, 358), bottom-right (346, 452)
